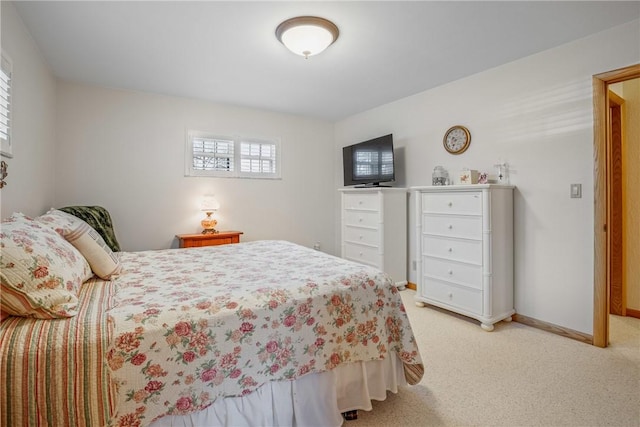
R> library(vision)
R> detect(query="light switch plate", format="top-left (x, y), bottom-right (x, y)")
top-left (571, 184), bottom-right (582, 198)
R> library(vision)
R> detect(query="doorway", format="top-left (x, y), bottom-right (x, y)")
top-left (593, 64), bottom-right (640, 348)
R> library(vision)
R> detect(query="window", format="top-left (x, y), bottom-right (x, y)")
top-left (0, 52), bottom-right (12, 158)
top-left (192, 136), bottom-right (235, 173)
top-left (186, 132), bottom-right (280, 179)
top-left (239, 140), bottom-right (278, 177)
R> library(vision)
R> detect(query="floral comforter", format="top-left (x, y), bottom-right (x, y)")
top-left (106, 240), bottom-right (423, 426)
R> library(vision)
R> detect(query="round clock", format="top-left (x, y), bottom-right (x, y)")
top-left (443, 125), bottom-right (471, 155)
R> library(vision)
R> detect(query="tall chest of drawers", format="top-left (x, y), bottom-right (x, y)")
top-left (339, 188), bottom-right (407, 288)
top-left (411, 185), bottom-right (514, 331)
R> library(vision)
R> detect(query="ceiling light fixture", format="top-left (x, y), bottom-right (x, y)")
top-left (275, 16), bottom-right (339, 59)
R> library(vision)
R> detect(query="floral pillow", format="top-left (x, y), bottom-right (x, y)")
top-left (36, 209), bottom-right (122, 280)
top-left (0, 213), bottom-right (93, 319)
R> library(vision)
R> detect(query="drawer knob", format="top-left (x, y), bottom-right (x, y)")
top-left (448, 270), bottom-right (453, 275)
top-left (448, 224), bottom-right (453, 229)
top-left (448, 247), bottom-right (453, 252)
top-left (448, 292), bottom-right (453, 299)
top-left (359, 235), bottom-right (363, 240)
top-left (448, 202), bottom-right (453, 207)
top-left (358, 218), bottom-right (363, 222)
top-left (359, 252), bottom-right (363, 256)
top-left (358, 201), bottom-right (363, 205)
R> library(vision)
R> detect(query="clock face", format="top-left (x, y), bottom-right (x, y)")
top-left (443, 126), bottom-right (471, 154)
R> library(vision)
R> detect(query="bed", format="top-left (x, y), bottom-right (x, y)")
top-left (1, 209), bottom-right (423, 426)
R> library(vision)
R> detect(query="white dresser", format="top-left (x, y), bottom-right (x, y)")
top-left (411, 185), bottom-right (514, 331)
top-left (339, 188), bottom-right (407, 288)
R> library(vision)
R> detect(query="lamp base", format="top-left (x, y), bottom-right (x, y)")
top-left (201, 212), bottom-right (218, 234)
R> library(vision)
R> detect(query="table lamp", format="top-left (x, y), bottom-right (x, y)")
top-left (200, 196), bottom-right (220, 234)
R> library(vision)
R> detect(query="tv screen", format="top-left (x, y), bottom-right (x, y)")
top-left (343, 134), bottom-right (395, 187)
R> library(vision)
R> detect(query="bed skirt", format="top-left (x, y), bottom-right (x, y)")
top-left (150, 354), bottom-right (407, 427)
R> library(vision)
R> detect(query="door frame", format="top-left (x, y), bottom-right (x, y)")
top-left (608, 90), bottom-right (625, 317)
top-left (592, 63), bottom-right (640, 348)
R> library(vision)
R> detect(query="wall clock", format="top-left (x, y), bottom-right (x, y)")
top-left (443, 125), bottom-right (471, 155)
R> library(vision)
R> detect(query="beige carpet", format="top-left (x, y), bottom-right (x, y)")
top-left (348, 290), bottom-right (640, 427)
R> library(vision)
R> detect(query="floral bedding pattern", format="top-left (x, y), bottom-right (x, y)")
top-left (106, 240), bottom-right (423, 426)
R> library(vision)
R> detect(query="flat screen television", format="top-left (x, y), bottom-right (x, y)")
top-left (343, 134), bottom-right (395, 187)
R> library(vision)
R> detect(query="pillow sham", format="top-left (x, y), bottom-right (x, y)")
top-left (59, 205), bottom-right (121, 252)
top-left (0, 213), bottom-right (92, 319)
top-left (36, 209), bottom-right (122, 280)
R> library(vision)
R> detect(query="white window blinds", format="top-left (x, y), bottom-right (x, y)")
top-left (239, 140), bottom-right (278, 177)
top-left (186, 132), bottom-right (281, 179)
top-left (0, 53), bottom-right (12, 157)
top-left (192, 137), bottom-right (235, 172)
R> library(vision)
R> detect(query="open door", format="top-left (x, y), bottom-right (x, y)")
top-left (592, 64), bottom-right (640, 348)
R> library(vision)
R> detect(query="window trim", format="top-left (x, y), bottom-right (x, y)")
top-left (185, 131), bottom-right (281, 179)
top-left (1, 51), bottom-right (12, 158)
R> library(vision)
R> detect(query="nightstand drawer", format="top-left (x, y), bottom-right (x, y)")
top-left (343, 193), bottom-right (380, 211)
top-left (422, 214), bottom-right (482, 240)
top-left (343, 225), bottom-right (380, 247)
top-left (176, 231), bottom-right (243, 248)
top-left (422, 192), bottom-right (482, 215)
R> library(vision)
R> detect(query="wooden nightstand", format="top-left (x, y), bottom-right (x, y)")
top-left (176, 231), bottom-right (243, 248)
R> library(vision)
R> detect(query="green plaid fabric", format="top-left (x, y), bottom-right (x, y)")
top-left (59, 206), bottom-right (121, 252)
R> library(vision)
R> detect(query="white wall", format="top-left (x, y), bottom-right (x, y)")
top-left (55, 82), bottom-right (336, 253)
top-left (335, 20), bottom-right (640, 335)
top-left (5, 0), bottom-right (638, 335)
top-left (0, 2), bottom-right (57, 218)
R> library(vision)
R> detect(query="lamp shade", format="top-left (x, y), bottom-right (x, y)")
top-left (200, 196), bottom-right (220, 212)
top-left (276, 16), bottom-right (339, 59)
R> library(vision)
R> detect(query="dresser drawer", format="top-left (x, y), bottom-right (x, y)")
top-left (422, 235), bottom-right (482, 264)
top-left (343, 225), bottom-right (380, 247)
top-left (343, 242), bottom-right (381, 268)
top-left (343, 193), bottom-right (380, 211)
top-left (422, 192), bottom-right (482, 215)
top-left (423, 256), bottom-right (482, 289)
top-left (421, 278), bottom-right (482, 315)
top-left (422, 214), bottom-right (482, 240)
top-left (344, 210), bottom-right (380, 228)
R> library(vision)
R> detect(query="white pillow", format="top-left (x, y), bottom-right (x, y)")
top-left (36, 209), bottom-right (122, 280)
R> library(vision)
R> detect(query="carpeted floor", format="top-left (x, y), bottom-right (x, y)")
top-left (348, 289), bottom-right (640, 427)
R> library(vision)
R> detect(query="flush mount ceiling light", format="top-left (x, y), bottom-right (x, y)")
top-left (275, 16), bottom-right (339, 59)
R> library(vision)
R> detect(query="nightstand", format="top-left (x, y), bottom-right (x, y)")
top-left (176, 231), bottom-right (243, 248)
